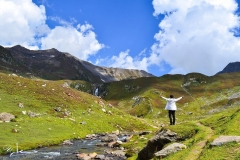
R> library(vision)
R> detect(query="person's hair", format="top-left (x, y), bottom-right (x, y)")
top-left (170, 95), bottom-right (174, 98)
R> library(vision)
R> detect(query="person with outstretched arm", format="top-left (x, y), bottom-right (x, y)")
top-left (161, 95), bottom-right (183, 125)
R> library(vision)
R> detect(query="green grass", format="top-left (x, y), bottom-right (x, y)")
top-left (200, 108), bottom-right (240, 135)
top-left (122, 121), bottom-right (200, 159)
top-left (199, 142), bottom-right (240, 160)
top-left (108, 73), bottom-right (240, 160)
top-left (164, 122), bottom-right (200, 141)
top-left (0, 73), bottom-right (153, 154)
top-left (104, 73), bottom-right (240, 159)
top-left (1, 72), bottom-right (240, 159)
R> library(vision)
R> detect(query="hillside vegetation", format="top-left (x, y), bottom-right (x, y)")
top-left (97, 72), bottom-right (240, 159)
top-left (103, 73), bottom-right (240, 120)
top-left (1, 71), bottom-right (240, 159)
top-left (0, 72), bottom-right (153, 154)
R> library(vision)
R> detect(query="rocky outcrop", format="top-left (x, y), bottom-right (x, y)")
top-left (0, 112), bottom-right (15, 122)
top-left (154, 143), bottom-right (186, 157)
top-left (81, 60), bottom-right (154, 82)
top-left (211, 136), bottom-right (240, 146)
top-left (138, 129), bottom-right (180, 160)
top-left (0, 45), bottom-right (28, 73)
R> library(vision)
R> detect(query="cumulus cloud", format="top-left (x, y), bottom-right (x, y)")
top-left (103, 0), bottom-right (240, 75)
top-left (102, 50), bottom-right (149, 71)
top-left (41, 24), bottom-right (104, 60)
top-left (151, 0), bottom-right (240, 75)
top-left (96, 48), bottom-right (164, 73)
top-left (0, 0), bottom-right (49, 48)
top-left (0, 0), bottom-right (104, 60)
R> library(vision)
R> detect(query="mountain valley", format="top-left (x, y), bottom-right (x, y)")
top-left (0, 46), bottom-right (240, 159)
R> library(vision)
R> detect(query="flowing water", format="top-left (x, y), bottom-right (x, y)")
top-left (0, 139), bottom-right (111, 160)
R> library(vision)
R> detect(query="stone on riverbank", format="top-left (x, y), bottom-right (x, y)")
top-left (62, 140), bottom-right (73, 145)
top-left (211, 135), bottom-right (240, 146)
top-left (138, 129), bottom-right (180, 160)
top-left (108, 140), bottom-right (123, 148)
top-left (89, 152), bottom-right (97, 158)
top-left (101, 134), bottom-right (118, 142)
top-left (154, 143), bottom-right (187, 157)
top-left (77, 153), bottom-right (90, 160)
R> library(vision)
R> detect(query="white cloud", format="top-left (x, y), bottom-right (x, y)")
top-left (139, 48), bottom-right (147, 57)
top-left (77, 23), bottom-right (93, 33)
top-left (41, 24), bottom-right (104, 60)
top-left (95, 48), bottom-right (165, 73)
top-left (48, 16), bottom-right (77, 27)
top-left (0, 0), bottom-right (49, 48)
top-left (99, 50), bottom-right (149, 71)
top-left (151, 0), bottom-right (240, 75)
top-left (0, 0), bottom-right (104, 60)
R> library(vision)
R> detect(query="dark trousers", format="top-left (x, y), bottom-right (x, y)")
top-left (168, 110), bottom-right (175, 125)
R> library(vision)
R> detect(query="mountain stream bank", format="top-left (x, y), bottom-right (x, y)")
top-left (0, 133), bottom-right (130, 160)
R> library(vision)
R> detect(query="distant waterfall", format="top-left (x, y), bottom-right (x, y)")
top-left (94, 88), bottom-right (99, 96)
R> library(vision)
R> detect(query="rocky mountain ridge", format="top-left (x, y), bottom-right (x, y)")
top-left (217, 61), bottom-right (240, 74)
top-left (0, 45), bottom-right (154, 82)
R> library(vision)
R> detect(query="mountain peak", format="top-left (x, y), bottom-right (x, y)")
top-left (46, 48), bottom-right (59, 53)
top-left (217, 62), bottom-right (240, 74)
top-left (0, 45), bottom-right (154, 82)
top-left (11, 45), bottom-right (28, 50)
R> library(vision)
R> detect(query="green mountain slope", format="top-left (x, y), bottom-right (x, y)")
top-left (102, 72), bottom-right (240, 120)
top-left (99, 72), bottom-right (240, 159)
top-left (0, 72), bottom-right (153, 154)
top-left (1, 71), bottom-right (240, 159)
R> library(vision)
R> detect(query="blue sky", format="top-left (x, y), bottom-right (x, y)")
top-left (1, 0), bottom-right (240, 76)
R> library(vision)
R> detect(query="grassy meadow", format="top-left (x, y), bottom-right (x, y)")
top-left (1, 71), bottom-right (240, 159)
top-left (0, 73), bottom-right (153, 154)
top-left (100, 72), bottom-right (240, 159)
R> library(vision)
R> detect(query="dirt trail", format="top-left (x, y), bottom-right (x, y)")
top-left (185, 122), bottom-right (214, 160)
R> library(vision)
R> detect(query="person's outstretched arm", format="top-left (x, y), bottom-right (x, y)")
top-left (161, 96), bottom-right (168, 100)
top-left (174, 96), bottom-right (184, 101)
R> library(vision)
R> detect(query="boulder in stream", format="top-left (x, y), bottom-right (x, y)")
top-left (138, 129), bottom-right (180, 160)
top-left (101, 134), bottom-right (118, 142)
top-left (62, 140), bottom-right (73, 145)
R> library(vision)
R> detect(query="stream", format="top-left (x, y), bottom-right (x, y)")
top-left (0, 137), bottom-right (126, 160)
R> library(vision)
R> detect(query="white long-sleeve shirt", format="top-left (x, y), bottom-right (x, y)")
top-left (161, 96), bottom-right (182, 110)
